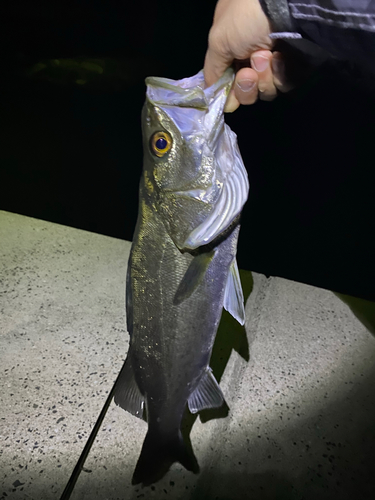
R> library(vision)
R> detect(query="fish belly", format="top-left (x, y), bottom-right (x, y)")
top-left (128, 208), bottom-right (239, 415)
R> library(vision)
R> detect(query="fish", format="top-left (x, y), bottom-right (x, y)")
top-left (114, 68), bottom-right (249, 485)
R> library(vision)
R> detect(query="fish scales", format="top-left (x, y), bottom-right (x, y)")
top-left (114, 68), bottom-right (249, 485)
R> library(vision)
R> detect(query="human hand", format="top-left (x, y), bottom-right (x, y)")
top-left (204, 0), bottom-right (292, 112)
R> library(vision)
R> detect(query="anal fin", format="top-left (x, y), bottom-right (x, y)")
top-left (224, 259), bottom-right (245, 325)
top-left (114, 356), bottom-right (145, 419)
top-left (188, 367), bottom-right (224, 414)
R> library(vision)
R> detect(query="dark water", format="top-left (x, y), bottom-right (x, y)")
top-left (1, 1), bottom-right (375, 300)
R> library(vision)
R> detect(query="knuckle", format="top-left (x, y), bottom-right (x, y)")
top-left (208, 26), bottom-right (231, 61)
top-left (208, 26), bottom-right (223, 52)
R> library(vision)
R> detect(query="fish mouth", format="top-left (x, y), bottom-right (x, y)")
top-left (146, 68), bottom-right (234, 110)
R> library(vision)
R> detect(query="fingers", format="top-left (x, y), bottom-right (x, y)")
top-left (225, 67), bottom-right (258, 112)
top-left (207, 48), bottom-right (293, 113)
top-left (225, 50), bottom-right (276, 112)
top-left (233, 50), bottom-right (277, 105)
top-left (225, 50), bottom-right (295, 112)
top-left (250, 50), bottom-right (277, 101)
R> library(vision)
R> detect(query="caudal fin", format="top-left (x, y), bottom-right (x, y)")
top-left (132, 429), bottom-right (199, 486)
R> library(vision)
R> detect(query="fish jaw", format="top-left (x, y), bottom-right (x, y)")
top-left (146, 69), bottom-right (234, 116)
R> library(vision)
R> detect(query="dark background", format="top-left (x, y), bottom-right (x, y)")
top-left (1, 0), bottom-right (374, 300)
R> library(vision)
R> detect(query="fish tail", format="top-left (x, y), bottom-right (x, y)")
top-left (132, 428), bottom-right (199, 485)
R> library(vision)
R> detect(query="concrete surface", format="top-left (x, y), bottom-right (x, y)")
top-left (1, 210), bottom-right (375, 500)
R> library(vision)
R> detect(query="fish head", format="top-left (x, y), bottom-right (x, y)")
top-left (141, 101), bottom-right (203, 194)
top-left (142, 69), bottom-right (249, 251)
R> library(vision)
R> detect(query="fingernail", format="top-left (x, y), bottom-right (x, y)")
top-left (236, 79), bottom-right (256, 92)
top-left (251, 55), bottom-right (269, 73)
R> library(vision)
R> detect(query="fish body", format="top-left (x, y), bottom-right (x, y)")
top-left (114, 69), bottom-right (249, 485)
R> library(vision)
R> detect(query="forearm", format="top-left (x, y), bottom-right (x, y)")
top-left (260, 0), bottom-right (375, 33)
top-left (289, 1), bottom-right (375, 32)
top-left (260, 0), bottom-right (375, 75)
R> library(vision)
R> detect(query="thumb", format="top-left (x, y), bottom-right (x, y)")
top-left (204, 45), bottom-right (231, 88)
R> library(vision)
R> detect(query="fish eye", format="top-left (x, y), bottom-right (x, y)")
top-left (150, 131), bottom-right (172, 158)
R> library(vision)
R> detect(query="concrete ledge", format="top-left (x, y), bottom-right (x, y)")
top-left (1, 210), bottom-right (375, 500)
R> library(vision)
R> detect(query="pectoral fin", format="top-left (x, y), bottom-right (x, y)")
top-left (223, 259), bottom-right (245, 325)
top-left (114, 356), bottom-right (145, 419)
top-left (188, 367), bottom-right (224, 414)
top-left (173, 250), bottom-right (215, 305)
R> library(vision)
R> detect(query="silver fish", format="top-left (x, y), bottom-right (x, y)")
top-left (114, 68), bottom-right (249, 485)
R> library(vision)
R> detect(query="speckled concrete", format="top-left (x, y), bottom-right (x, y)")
top-left (1, 210), bottom-right (375, 500)
top-left (0, 211), bottom-right (130, 499)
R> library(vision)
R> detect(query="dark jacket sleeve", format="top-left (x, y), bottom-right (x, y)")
top-left (260, 0), bottom-right (375, 77)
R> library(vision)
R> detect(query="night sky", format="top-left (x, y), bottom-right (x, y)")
top-left (1, 0), bottom-right (375, 300)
